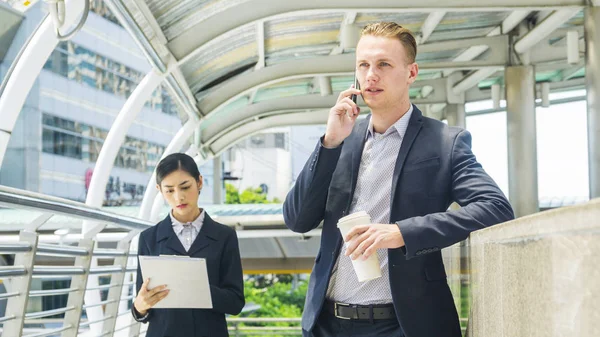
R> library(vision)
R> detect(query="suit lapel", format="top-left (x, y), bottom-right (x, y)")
top-left (347, 116), bottom-right (371, 211)
top-left (390, 105), bottom-right (424, 209)
top-left (187, 213), bottom-right (218, 257)
top-left (156, 215), bottom-right (188, 256)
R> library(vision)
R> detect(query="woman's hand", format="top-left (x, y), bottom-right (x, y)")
top-left (133, 278), bottom-right (169, 315)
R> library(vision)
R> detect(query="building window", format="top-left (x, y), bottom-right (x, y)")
top-left (42, 114), bottom-right (165, 174)
top-left (43, 41), bottom-right (179, 116)
top-left (89, 0), bottom-right (121, 26)
top-left (41, 279), bottom-right (70, 318)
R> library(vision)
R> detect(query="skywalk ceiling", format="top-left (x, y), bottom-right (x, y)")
top-left (109, 0), bottom-right (590, 155)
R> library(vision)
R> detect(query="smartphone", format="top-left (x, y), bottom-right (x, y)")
top-left (350, 73), bottom-right (360, 104)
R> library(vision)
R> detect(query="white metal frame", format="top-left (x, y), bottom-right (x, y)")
top-left (0, 0), bottom-right (86, 166)
top-left (82, 69), bottom-right (166, 335)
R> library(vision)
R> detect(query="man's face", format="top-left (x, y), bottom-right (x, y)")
top-left (355, 35), bottom-right (418, 112)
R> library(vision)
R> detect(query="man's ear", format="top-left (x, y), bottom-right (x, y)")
top-left (407, 62), bottom-right (419, 84)
top-left (198, 176), bottom-right (203, 190)
top-left (155, 184), bottom-right (161, 191)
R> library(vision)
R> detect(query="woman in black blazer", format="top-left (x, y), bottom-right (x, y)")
top-left (131, 153), bottom-right (245, 337)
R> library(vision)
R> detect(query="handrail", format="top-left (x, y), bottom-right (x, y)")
top-left (29, 288), bottom-right (80, 297)
top-left (0, 315), bottom-right (16, 323)
top-left (32, 266), bottom-right (85, 276)
top-left (78, 315), bottom-right (114, 328)
top-left (37, 243), bottom-right (89, 256)
top-left (89, 266), bottom-right (124, 275)
top-left (0, 185), bottom-right (153, 231)
top-left (24, 306), bottom-right (76, 319)
top-left (85, 282), bottom-right (132, 292)
top-left (22, 324), bottom-right (73, 337)
top-left (0, 291), bottom-right (20, 299)
top-left (0, 266), bottom-right (27, 277)
top-left (93, 249), bottom-right (128, 257)
top-left (83, 299), bottom-right (118, 309)
top-left (0, 242), bottom-right (32, 253)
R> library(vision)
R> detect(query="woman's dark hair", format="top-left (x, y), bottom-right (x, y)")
top-left (156, 153), bottom-right (201, 185)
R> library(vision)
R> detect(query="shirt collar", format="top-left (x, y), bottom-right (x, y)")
top-left (170, 208), bottom-right (205, 234)
top-left (366, 103), bottom-right (414, 139)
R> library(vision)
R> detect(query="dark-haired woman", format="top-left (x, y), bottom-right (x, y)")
top-left (131, 153), bottom-right (244, 337)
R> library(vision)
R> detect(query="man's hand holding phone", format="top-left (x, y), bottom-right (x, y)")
top-left (323, 79), bottom-right (361, 148)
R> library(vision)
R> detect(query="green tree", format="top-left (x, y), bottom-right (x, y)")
top-left (225, 183), bottom-right (241, 204)
top-left (234, 277), bottom-right (308, 337)
top-left (240, 187), bottom-right (269, 204)
top-left (225, 183), bottom-right (280, 204)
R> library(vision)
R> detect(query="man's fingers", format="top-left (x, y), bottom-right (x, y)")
top-left (345, 229), bottom-right (370, 256)
top-left (348, 231), bottom-right (374, 259)
top-left (337, 88), bottom-right (362, 102)
top-left (362, 237), bottom-right (382, 259)
top-left (354, 236), bottom-right (377, 260)
top-left (345, 225), bottom-right (370, 242)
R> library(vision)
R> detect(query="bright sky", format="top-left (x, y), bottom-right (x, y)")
top-left (466, 91), bottom-right (589, 201)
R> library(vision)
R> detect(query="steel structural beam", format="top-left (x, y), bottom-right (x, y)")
top-left (170, 0), bottom-right (585, 62)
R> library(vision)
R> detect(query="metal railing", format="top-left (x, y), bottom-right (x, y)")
top-left (0, 185), bottom-right (472, 337)
top-left (0, 185), bottom-right (152, 337)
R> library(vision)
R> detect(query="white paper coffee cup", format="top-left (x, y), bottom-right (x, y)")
top-left (337, 211), bottom-right (382, 282)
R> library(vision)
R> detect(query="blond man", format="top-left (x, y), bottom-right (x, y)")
top-left (284, 22), bottom-right (514, 337)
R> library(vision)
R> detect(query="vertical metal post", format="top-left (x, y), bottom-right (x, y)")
top-left (2, 230), bottom-right (38, 336)
top-left (61, 239), bottom-right (95, 337)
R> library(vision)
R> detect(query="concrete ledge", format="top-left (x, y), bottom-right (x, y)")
top-left (468, 198), bottom-right (600, 337)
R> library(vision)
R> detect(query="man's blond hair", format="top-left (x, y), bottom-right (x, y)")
top-left (360, 22), bottom-right (417, 64)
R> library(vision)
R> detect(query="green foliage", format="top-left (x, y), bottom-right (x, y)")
top-left (225, 183), bottom-right (280, 204)
top-left (225, 183), bottom-right (241, 204)
top-left (240, 187), bottom-right (270, 204)
top-left (231, 276), bottom-right (308, 337)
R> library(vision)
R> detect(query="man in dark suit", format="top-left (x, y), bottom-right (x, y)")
top-left (283, 22), bottom-right (514, 337)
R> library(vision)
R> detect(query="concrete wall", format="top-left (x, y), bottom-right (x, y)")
top-left (468, 199), bottom-right (600, 337)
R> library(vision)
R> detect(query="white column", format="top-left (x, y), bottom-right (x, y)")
top-left (0, 0), bottom-right (86, 166)
top-left (586, 6), bottom-right (600, 199)
top-left (213, 156), bottom-right (222, 204)
top-left (446, 104), bottom-right (466, 129)
top-left (82, 70), bottom-right (165, 334)
top-left (505, 65), bottom-right (539, 217)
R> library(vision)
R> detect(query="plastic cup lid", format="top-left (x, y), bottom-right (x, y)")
top-left (338, 211), bottom-right (371, 224)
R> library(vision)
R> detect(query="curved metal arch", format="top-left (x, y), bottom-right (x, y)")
top-left (0, 0), bottom-right (86, 166)
top-left (199, 54), bottom-right (354, 113)
top-left (198, 35), bottom-right (507, 115)
top-left (170, 0), bottom-right (584, 62)
top-left (208, 110), bottom-right (331, 156)
top-left (201, 95), bottom-right (337, 144)
top-left (200, 77), bottom-right (448, 146)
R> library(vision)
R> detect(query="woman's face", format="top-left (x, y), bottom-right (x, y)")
top-left (157, 169), bottom-right (203, 219)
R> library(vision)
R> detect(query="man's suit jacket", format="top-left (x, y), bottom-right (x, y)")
top-left (134, 212), bottom-right (245, 337)
top-left (283, 106), bottom-right (514, 337)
